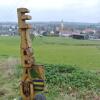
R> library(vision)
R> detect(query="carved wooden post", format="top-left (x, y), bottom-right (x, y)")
top-left (17, 8), bottom-right (46, 100)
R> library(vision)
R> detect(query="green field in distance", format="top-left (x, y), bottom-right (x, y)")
top-left (0, 36), bottom-right (100, 70)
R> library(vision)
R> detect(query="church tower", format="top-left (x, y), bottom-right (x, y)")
top-left (60, 19), bottom-right (64, 31)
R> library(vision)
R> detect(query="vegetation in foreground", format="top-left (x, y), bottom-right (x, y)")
top-left (0, 58), bottom-right (100, 100)
top-left (45, 64), bottom-right (100, 100)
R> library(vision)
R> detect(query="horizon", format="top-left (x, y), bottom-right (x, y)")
top-left (0, 20), bottom-right (100, 24)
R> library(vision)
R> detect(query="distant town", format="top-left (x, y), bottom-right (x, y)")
top-left (0, 21), bottom-right (100, 40)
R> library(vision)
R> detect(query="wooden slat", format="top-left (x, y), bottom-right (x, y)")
top-left (21, 15), bottom-right (32, 20)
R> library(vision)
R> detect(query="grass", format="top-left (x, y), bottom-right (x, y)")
top-left (0, 36), bottom-right (100, 70)
top-left (0, 36), bottom-right (100, 100)
top-left (45, 64), bottom-right (100, 100)
top-left (0, 60), bottom-right (100, 100)
top-left (0, 58), bottom-right (19, 100)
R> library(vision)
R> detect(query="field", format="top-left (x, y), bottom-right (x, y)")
top-left (0, 36), bottom-right (100, 100)
top-left (0, 36), bottom-right (100, 70)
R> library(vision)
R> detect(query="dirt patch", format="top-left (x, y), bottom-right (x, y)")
top-left (0, 58), bottom-right (20, 99)
top-left (0, 57), bottom-right (19, 69)
top-left (0, 89), bottom-right (8, 96)
top-left (0, 57), bottom-right (19, 78)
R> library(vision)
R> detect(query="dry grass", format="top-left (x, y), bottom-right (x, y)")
top-left (0, 57), bottom-right (19, 100)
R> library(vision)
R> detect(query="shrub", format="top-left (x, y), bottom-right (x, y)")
top-left (45, 64), bottom-right (100, 91)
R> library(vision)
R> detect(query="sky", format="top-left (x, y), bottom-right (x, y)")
top-left (0, 0), bottom-right (99, 23)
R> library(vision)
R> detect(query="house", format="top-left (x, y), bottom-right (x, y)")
top-left (59, 30), bottom-right (72, 37)
top-left (70, 34), bottom-right (89, 40)
top-left (82, 28), bottom-right (96, 39)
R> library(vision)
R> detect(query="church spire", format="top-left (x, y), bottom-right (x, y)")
top-left (61, 19), bottom-right (64, 31)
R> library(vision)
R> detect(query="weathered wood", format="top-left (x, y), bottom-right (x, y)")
top-left (17, 8), bottom-right (45, 100)
top-left (17, 8), bottom-right (34, 100)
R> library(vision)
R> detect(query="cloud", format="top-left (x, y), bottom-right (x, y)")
top-left (17, 0), bottom-right (66, 10)
top-left (0, 0), bottom-right (99, 10)
top-left (0, 0), bottom-right (99, 22)
top-left (0, 0), bottom-right (18, 6)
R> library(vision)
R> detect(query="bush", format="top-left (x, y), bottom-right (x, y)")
top-left (45, 64), bottom-right (100, 91)
top-left (15, 64), bottom-right (100, 99)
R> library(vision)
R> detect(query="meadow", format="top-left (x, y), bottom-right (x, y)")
top-left (0, 36), bottom-right (100, 100)
top-left (0, 36), bottom-right (100, 70)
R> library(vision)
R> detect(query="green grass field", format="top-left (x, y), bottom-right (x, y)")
top-left (0, 36), bottom-right (100, 70)
top-left (0, 36), bottom-right (100, 100)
